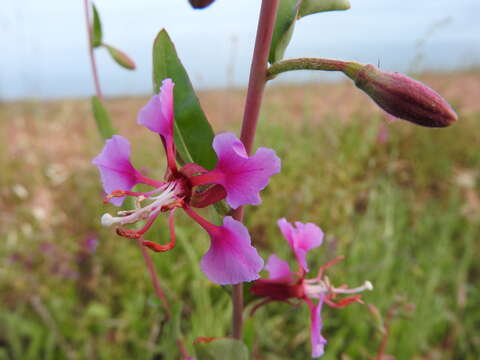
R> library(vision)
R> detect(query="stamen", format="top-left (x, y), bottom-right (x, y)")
top-left (100, 182), bottom-right (178, 227)
top-left (324, 295), bottom-right (363, 308)
top-left (141, 209), bottom-right (177, 252)
top-left (116, 210), bottom-right (161, 239)
top-left (103, 183), bottom-right (172, 204)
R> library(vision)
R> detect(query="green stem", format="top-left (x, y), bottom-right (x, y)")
top-left (83, 0), bottom-right (103, 100)
top-left (267, 57), bottom-right (362, 80)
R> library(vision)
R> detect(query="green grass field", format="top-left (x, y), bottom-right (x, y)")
top-left (1, 72), bottom-right (479, 359)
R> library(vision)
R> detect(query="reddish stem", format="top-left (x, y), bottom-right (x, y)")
top-left (138, 239), bottom-right (171, 318)
top-left (83, 0), bottom-right (103, 100)
top-left (232, 0), bottom-right (279, 340)
top-left (376, 305), bottom-right (398, 360)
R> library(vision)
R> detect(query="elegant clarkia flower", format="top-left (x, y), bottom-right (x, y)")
top-left (250, 219), bottom-right (373, 358)
top-left (92, 79), bottom-right (280, 285)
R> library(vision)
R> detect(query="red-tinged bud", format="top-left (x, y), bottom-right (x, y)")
top-left (103, 44), bottom-right (136, 70)
top-left (345, 64), bottom-right (457, 127)
top-left (188, 0), bottom-right (216, 9)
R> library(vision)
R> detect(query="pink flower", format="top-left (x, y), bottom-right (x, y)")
top-left (92, 79), bottom-right (281, 284)
top-left (250, 219), bottom-right (373, 358)
top-left (190, 133), bottom-right (280, 209)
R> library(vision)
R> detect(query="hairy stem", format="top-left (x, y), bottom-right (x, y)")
top-left (83, 0), bottom-right (103, 99)
top-left (267, 57), bottom-right (362, 80)
top-left (232, 0), bottom-right (279, 340)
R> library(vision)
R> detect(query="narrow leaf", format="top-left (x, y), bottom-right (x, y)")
top-left (194, 338), bottom-right (249, 360)
top-left (152, 29), bottom-right (216, 170)
top-left (243, 317), bottom-right (256, 354)
top-left (269, 0), bottom-right (299, 64)
top-left (298, 0), bottom-right (351, 18)
top-left (91, 96), bottom-right (115, 140)
top-left (92, 4), bottom-right (102, 48)
top-left (104, 44), bottom-right (136, 70)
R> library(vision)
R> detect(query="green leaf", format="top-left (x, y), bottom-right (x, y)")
top-left (152, 29), bottom-right (216, 170)
top-left (243, 317), bottom-right (256, 354)
top-left (298, 0), bottom-right (351, 18)
top-left (194, 338), bottom-right (249, 360)
top-left (104, 44), bottom-right (136, 70)
top-left (92, 4), bottom-right (102, 48)
top-left (91, 96), bottom-right (115, 140)
top-left (269, 0), bottom-right (299, 64)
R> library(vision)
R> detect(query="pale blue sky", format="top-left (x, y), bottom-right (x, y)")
top-left (1, 0), bottom-right (479, 99)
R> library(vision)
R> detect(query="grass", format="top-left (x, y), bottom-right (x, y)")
top-left (1, 71), bottom-right (479, 359)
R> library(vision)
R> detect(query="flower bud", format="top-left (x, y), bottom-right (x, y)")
top-left (349, 64), bottom-right (457, 127)
top-left (188, 0), bottom-right (215, 9)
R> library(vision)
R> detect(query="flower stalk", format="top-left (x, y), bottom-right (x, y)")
top-left (84, 1), bottom-right (172, 317)
top-left (267, 57), bottom-right (457, 127)
top-left (83, 0), bottom-right (103, 100)
top-left (267, 57), bottom-right (360, 80)
top-left (232, 0), bottom-right (279, 340)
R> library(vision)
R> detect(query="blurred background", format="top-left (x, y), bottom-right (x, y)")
top-left (1, 0), bottom-right (480, 359)
top-left (2, 0), bottom-right (480, 99)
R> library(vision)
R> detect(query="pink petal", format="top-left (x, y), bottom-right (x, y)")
top-left (211, 133), bottom-right (280, 209)
top-left (309, 298), bottom-right (327, 358)
top-left (91, 135), bottom-right (140, 206)
top-left (200, 216), bottom-right (264, 285)
top-left (265, 254), bottom-right (292, 281)
top-left (277, 219), bottom-right (324, 273)
top-left (137, 79), bottom-right (174, 140)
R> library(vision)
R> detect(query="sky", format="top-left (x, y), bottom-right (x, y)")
top-left (1, 0), bottom-right (479, 100)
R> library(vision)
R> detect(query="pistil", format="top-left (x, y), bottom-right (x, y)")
top-left (101, 182), bottom-right (178, 227)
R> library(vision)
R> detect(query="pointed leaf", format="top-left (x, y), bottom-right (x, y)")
top-left (298, 0), bottom-right (351, 18)
top-left (104, 44), bottom-right (136, 70)
top-left (152, 29), bottom-right (216, 170)
top-left (194, 338), bottom-right (249, 360)
top-left (92, 4), bottom-right (102, 48)
top-left (269, 0), bottom-right (299, 64)
top-left (91, 96), bottom-right (115, 140)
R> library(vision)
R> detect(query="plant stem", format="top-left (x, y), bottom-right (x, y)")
top-left (232, 0), bottom-right (279, 340)
top-left (267, 57), bottom-right (362, 80)
top-left (83, 0), bottom-right (103, 100)
top-left (84, 0), bottom-right (170, 318)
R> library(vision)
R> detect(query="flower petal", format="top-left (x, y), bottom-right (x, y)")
top-left (265, 254), bottom-right (292, 281)
top-left (309, 298), bottom-right (327, 358)
top-left (137, 78), bottom-right (174, 140)
top-left (200, 216), bottom-right (264, 285)
top-left (277, 219), bottom-right (324, 272)
top-left (92, 135), bottom-right (140, 206)
top-left (212, 133), bottom-right (281, 209)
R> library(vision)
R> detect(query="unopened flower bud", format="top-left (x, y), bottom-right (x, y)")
top-left (347, 64), bottom-right (457, 127)
top-left (188, 0), bottom-right (215, 9)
